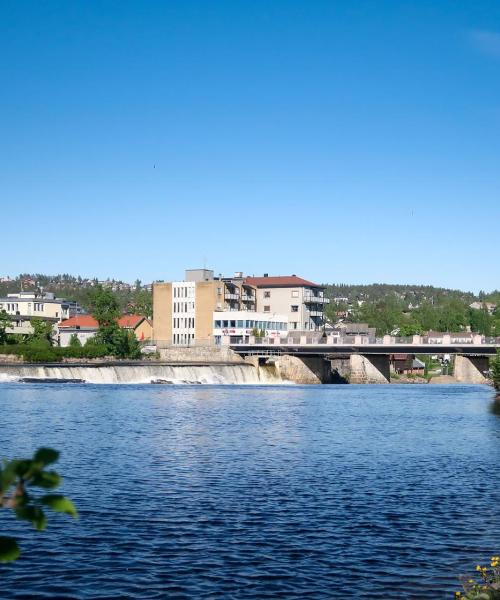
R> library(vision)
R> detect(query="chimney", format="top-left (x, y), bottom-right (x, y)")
top-left (263, 273), bottom-right (268, 278)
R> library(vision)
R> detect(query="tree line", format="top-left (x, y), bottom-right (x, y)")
top-left (325, 292), bottom-right (499, 337)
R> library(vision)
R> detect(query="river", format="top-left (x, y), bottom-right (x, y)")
top-left (0, 383), bottom-right (499, 598)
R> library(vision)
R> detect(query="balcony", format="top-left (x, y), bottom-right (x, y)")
top-left (309, 310), bottom-right (324, 317)
top-left (224, 293), bottom-right (240, 301)
top-left (304, 294), bottom-right (329, 304)
top-left (241, 294), bottom-right (255, 301)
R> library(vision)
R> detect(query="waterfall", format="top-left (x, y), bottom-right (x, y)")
top-left (0, 363), bottom-right (287, 385)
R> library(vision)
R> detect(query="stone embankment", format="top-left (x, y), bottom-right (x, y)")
top-left (158, 346), bottom-right (244, 364)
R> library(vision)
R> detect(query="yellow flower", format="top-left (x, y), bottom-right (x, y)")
top-left (476, 565), bottom-right (482, 571)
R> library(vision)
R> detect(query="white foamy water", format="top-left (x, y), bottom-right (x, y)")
top-left (0, 363), bottom-right (287, 385)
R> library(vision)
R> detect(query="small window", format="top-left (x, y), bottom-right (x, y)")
top-left (291, 305), bottom-right (298, 312)
top-left (263, 305), bottom-right (270, 312)
top-left (291, 290), bottom-right (299, 298)
top-left (264, 291), bottom-right (271, 298)
top-left (237, 320), bottom-right (243, 327)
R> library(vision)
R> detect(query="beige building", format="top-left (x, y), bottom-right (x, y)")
top-left (153, 269), bottom-right (329, 345)
top-left (153, 269), bottom-right (258, 346)
top-left (0, 291), bottom-right (82, 336)
top-left (244, 275), bottom-right (329, 331)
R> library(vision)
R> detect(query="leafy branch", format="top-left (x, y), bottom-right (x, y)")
top-left (0, 448), bottom-right (78, 563)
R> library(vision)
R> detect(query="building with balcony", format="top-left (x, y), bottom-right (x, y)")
top-left (153, 269), bottom-right (326, 345)
top-left (0, 290), bottom-right (83, 336)
top-left (244, 275), bottom-right (329, 331)
top-left (153, 269), bottom-right (258, 346)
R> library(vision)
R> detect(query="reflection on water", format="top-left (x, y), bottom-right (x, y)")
top-left (491, 395), bottom-right (500, 415)
top-left (0, 383), bottom-right (499, 599)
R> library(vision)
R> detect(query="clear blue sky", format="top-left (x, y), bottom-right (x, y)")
top-left (1, 1), bottom-right (499, 292)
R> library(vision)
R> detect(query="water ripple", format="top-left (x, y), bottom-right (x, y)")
top-left (0, 383), bottom-right (499, 598)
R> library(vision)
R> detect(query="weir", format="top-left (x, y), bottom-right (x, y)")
top-left (0, 362), bottom-right (284, 385)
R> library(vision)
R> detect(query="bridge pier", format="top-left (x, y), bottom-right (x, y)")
top-left (454, 355), bottom-right (489, 384)
top-left (275, 355), bottom-right (332, 384)
top-left (349, 354), bottom-right (390, 384)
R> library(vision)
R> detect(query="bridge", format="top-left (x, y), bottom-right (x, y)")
top-left (229, 338), bottom-right (500, 385)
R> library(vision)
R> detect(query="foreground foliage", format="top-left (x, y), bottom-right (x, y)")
top-left (455, 557), bottom-right (500, 599)
top-left (491, 351), bottom-right (500, 391)
top-left (0, 448), bottom-right (78, 562)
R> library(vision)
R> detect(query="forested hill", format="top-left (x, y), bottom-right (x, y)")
top-left (322, 283), bottom-right (500, 336)
top-left (0, 274), bottom-right (152, 317)
top-left (323, 283), bottom-right (484, 305)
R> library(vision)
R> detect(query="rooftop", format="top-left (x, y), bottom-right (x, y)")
top-left (59, 314), bottom-right (147, 330)
top-left (244, 275), bottom-right (322, 288)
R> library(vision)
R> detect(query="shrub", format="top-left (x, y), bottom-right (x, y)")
top-left (456, 556), bottom-right (500, 599)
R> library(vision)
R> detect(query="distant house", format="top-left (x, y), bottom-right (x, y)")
top-left (426, 331), bottom-right (476, 344)
top-left (117, 315), bottom-right (153, 341)
top-left (57, 315), bottom-right (99, 347)
top-left (336, 322), bottom-right (376, 339)
top-left (470, 301), bottom-right (497, 315)
top-left (57, 314), bottom-right (152, 347)
top-left (0, 290), bottom-right (83, 337)
top-left (390, 354), bottom-right (425, 375)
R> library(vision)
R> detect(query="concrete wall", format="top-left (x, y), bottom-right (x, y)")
top-left (454, 355), bottom-right (489, 384)
top-left (194, 281), bottom-right (220, 344)
top-left (153, 283), bottom-right (172, 343)
top-left (349, 354), bottom-right (390, 384)
top-left (158, 346), bottom-right (244, 364)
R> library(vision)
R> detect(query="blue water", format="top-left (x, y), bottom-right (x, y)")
top-left (0, 383), bottom-right (499, 599)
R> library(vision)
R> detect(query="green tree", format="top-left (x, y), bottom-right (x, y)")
top-left (355, 294), bottom-right (405, 335)
top-left (436, 298), bottom-right (468, 332)
top-left (132, 289), bottom-right (153, 319)
top-left (469, 306), bottom-right (492, 336)
top-left (87, 285), bottom-right (120, 327)
top-left (0, 448), bottom-right (78, 563)
top-left (0, 310), bottom-right (12, 344)
top-left (87, 286), bottom-right (120, 348)
top-left (110, 329), bottom-right (141, 359)
top-left (398, 323), bottom-right (422, 337)
top-left (68, 333), bottom-right (82, 348)
top-left (412, 301), bottom-right (439, 331)
top-left (29, 318), bottom-right (54, 345)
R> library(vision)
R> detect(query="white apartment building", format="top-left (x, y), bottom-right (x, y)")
top-left (0, 291), bottom-right (83, 335)
top-left (172, 281), bottom-right (196, 346)
top-left (244, 275), bottom-right (329, 331)
top-left (213, 311), bottom-right (288, 345)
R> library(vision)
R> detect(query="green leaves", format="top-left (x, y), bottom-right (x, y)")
top-left (1, 448), bottom-right (77, 562)
top-left (41, 495), bottom-right (78, 518)
top-left (15, 505), bottom-right (47, 530)
top-left (0, 537), bottom-right (20, 563)
top-left (31, 470), bottom-right (61, 489)
top-left (34, 448), bottom-right (60, 467)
